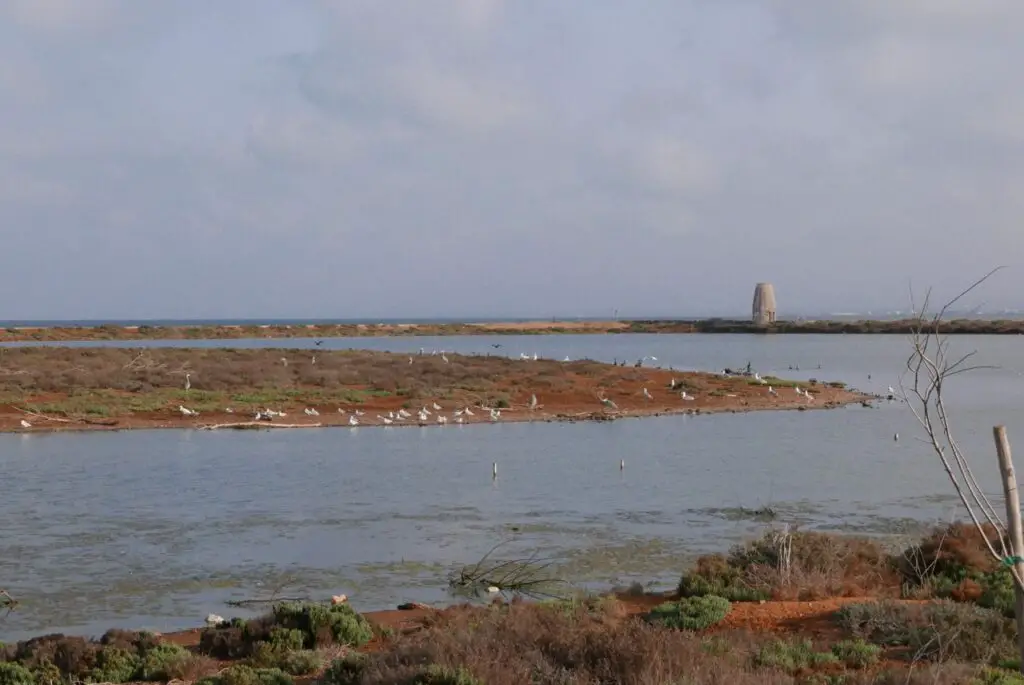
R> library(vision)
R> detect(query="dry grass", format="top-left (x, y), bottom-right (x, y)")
top-left (331, 601), bottom-right (996, 685)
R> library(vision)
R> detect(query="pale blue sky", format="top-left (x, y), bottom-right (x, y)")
top-left (0, 0), bottom-right (1021, 320)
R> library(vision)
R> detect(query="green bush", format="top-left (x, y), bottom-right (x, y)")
top-left (30, 661), bottom-right (61, 685)
top-left (272, 603), bottom-right (373, 648)
top-left (139, 643), bottom-right (193, 680)
top-left (321, 655), bottom-right (366, 685)
top-left (198, 664), bottom-right (294, 685)
top-left (973, 668), bottom-right (1024, 685)
top-left (752, 639), bottom-right (837, 672)
top-left (829, 639), bottom-right (881, 668)
top-left (644, 596), bottom-right (731, 631)
top-left (276, 650), bottom-right (322, 676)
top-left (0, 662), bottom-right (34, 685)
top-left (89, 646), bottom-right (141, 683)
top-left (678, 573), bottom-right (770, 602)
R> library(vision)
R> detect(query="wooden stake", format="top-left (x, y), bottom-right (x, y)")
top-left (994, 425), bottom-right (1024, 673)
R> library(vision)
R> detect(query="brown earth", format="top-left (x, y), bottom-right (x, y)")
top-left (0, 317), bottom-right (1021, 342)
top-left (0, 347), bottom-right (867, 434)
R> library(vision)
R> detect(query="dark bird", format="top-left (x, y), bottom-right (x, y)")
top-left (314, 340), bottom-right (324, 346)
top-left (491, 343), bottom-right (503, 349)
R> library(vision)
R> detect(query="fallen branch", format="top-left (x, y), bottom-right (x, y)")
top-left (448, 541), bottom-right (570, 601)
top-left (1, 589), bottom-right (19, 615)
top-left (14, 407), bottom-right (118, 426)
top-left (224, 596), bottom-right (311, 608)
top-left (200, 421), bottom-right (324, 430)
top-left (14, 406), bottom-right (75, 423)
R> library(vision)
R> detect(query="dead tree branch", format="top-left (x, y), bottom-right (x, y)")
top-left (900, 266), bottom-right (1022, 591)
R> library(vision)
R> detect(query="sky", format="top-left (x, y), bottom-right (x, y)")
top-left (0, 0), bottom-right (1022, 320)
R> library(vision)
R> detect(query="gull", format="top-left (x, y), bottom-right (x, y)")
top-left (642, 387), bottom-right (653, 401)
top-left (281, 357), bottom-right (288, 367)
top-left (398, 409), bottom-right (412, 418)
top-left (888, 385), bottom-right (897, 396)
top-left (178, 405), bottom-right (197, 416)
top-left (304, 408), bottom-right (319, 416)
top-left (454, 409), bottom-right (464, 417)
top-left (19, 419), bottom-right (31, 429)
top-left (795, 387), bottom-right (804, 396)
top-left (532, 353), bottom-right (538, 361)
top-left (422, 406), bottom-right (432, 416)
top-left (599, 396), bottom-right (618, 410)
top-left (409, 356), bottom-right (414, 365)
top-left (205, 614), bottom-right (226, 627)
top-left (348, 415), bottom-right (359, 426)
top-left (184, 373), bottom-right (191, 392)
top-left (519, 352), bottom-right (530, 360)
top-left (489, 408), bottom-right (502, 421)
top-left (680, 392), bottom-right (695, 401)
top-left (419, 347), bottom-right (425, 355)
top-left (354, 410), bottom-right (365, 416)
top-left (388, 411), bottom-right (396, 419)
top-left (379, 416), bottom-right (393, 425)
top-left (529, 394), bottom-right (538, 410)
top-left (337, 408), bottom-right (347, 415)
top-left (455, 416), bottom-right (464, 424)
top-left (436, 415), bottom-right (448, 424)
top-left (805, 392), bottom-right (815, 402)
top-left (432, 402), bottom-right (442, 411)
top-left (255, 411), bottom-right (271, 421)
top-left (768, 386), bottom-right (778, 396)
top-left (669, 379), bottom-right (677, 389)
top-left (563, 356), bottom-right (571, 362)
top-left (225, 407), bottom-right (234, 413)
top-left (311, 355), bottom-right (316, 365)
top-left (463, 407), bottom-right (474, 417)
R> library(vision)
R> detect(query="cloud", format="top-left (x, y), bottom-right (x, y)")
top-left (0, 0), bottom-right (1020, 319)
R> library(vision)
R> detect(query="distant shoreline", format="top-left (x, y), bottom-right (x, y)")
top-left (0, 318), bottom-right (1021, 342)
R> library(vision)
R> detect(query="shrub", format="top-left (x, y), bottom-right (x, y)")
top-left (644, 596), bottom-right (731, 631)
top-left (837, 600), bottom-right (1017, 664)
top-left (139, 643), bottom-right (193, 680)
top-left (973, 669), bottom-right (1024, 685)
top-left (321, 655), bottom-right (366, 685)
top-left (89, 646), bottom-right (141, 684)
top-left (275, 650), bottom-right (322, 676)
top-left (414, 665), bottom-right (483, 684)
top-left (751, 639), bottom-right (837, 672)
top-left (0, 663), bottom-right (34, 685)
top-left (198, 664), bottom-right (294, 685)
top-left (830, 639), bottom-right (881, 668)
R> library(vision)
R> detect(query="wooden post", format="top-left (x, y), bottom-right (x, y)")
top-left (994, 425), bottom-right (1024, 672)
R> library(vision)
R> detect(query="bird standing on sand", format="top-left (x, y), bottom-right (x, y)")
top-left (19, 419), bottom-right (31, 429)
top-left (529, 394), bottom-right (538, 410)
top-left (348, 415), bottom-right (359, 426)
top-left (642, 387), bottom-right (653, 401)
top-left (184, 373), bottom-right (191, 392)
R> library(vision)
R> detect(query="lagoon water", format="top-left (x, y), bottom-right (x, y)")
top-left (1, 333), bottom-right (1022, 641)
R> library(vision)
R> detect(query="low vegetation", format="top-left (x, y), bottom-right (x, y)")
top-left (6, 524), bottom-right (1024, 684)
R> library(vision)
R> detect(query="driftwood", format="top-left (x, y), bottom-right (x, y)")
top-left (200, 421), bottom-right (324, 430)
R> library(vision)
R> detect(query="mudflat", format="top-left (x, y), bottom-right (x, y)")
top-left (0, 348), bottom-right (867, 433)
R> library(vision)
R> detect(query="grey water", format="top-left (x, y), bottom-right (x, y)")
top-left (1, 333), bottom-right (1022, 642)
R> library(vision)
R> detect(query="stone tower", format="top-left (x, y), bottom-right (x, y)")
top-left (752, 283), bottom-right (777, 324)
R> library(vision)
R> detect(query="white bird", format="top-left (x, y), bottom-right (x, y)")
top-left (441, 354), bottom-right (449, 363)
top-left (409, 356), bottom-right (414, 365)
top-left (463, 407), bottom-right (474, 417)
top-left (532, 353), bottom-right (538, 361)
top-left (642, 387), bottom-right (653, 401)
top-left (421, 406), bottom-right (431, 416)
top-left (455, 416), bottom-right (464, 424)
top-left (768, 386), bottom-right (778, 396)
top-left (529, 394), bottom-right (538, 410)
top-left (599, 396), bottom-right (618, 409)
top-left (225, 407), bottom-right (234, 413)
top-left (418, 410), bottom-right (429, 422)
top-left (454, 409), bottom-right (464, 417)
top-left (680, 392), bottom-right (695, 401)
top-left (432, 402), bottom-right (442, 411)
top-left (205, 614), bottom-right (226, 627)
top-left (888, 385), bottom-right (897, 396)
top-left (669, 379), bottom-right (677, 389)
top-left (19, 419), bottom-right (31, 429)
top-left (437, 415), bottom-right (448, 424)
top-left (562, 356), bottom-right (571, 362)
top-left (486, 586), bottom-right (500, 594)
top-left (311, 355), bottom-right (316, 365)
top-left (805, 392), bottom-right (815, 402)
top-left (281, 357), bottom-right (288, 367)
top-left (489, 408), bottom-right (501, 421)
top-left (398, 409), bottom-right (411, 418)
top-left (304, 408), bottom-right (319, 416)
top-left (337, 408), bottom-right (347, 415)
top-left (179, 405), bottom-right (196, 416)
top-left (795, 387), bottom-right (804, 396)
top-left (380, 416), bottom-right (393, 425)
top-left (348, 415), bottom-right (359, 426)
top-left (754, 372), bottom-right (761, 382)
top-left (354, 410), bottom-right (365, 416)
top-left (184, 373), bottom-right (191, 392)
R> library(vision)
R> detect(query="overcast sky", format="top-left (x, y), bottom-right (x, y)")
top-left (0, 0), bottom-right (1021, 320)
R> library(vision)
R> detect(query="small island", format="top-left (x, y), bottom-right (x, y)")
top-left (0, 348), bottom-right (868, 433)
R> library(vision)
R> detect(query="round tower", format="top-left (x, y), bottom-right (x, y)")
top-left (752, 283), bottom-right (777, 324)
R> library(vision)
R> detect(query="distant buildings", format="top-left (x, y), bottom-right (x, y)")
top-left (752, 283), bottom-right (777, 324)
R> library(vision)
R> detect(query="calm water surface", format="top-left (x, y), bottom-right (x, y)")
top-left (1, 334), bottom-right (1022, 641)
